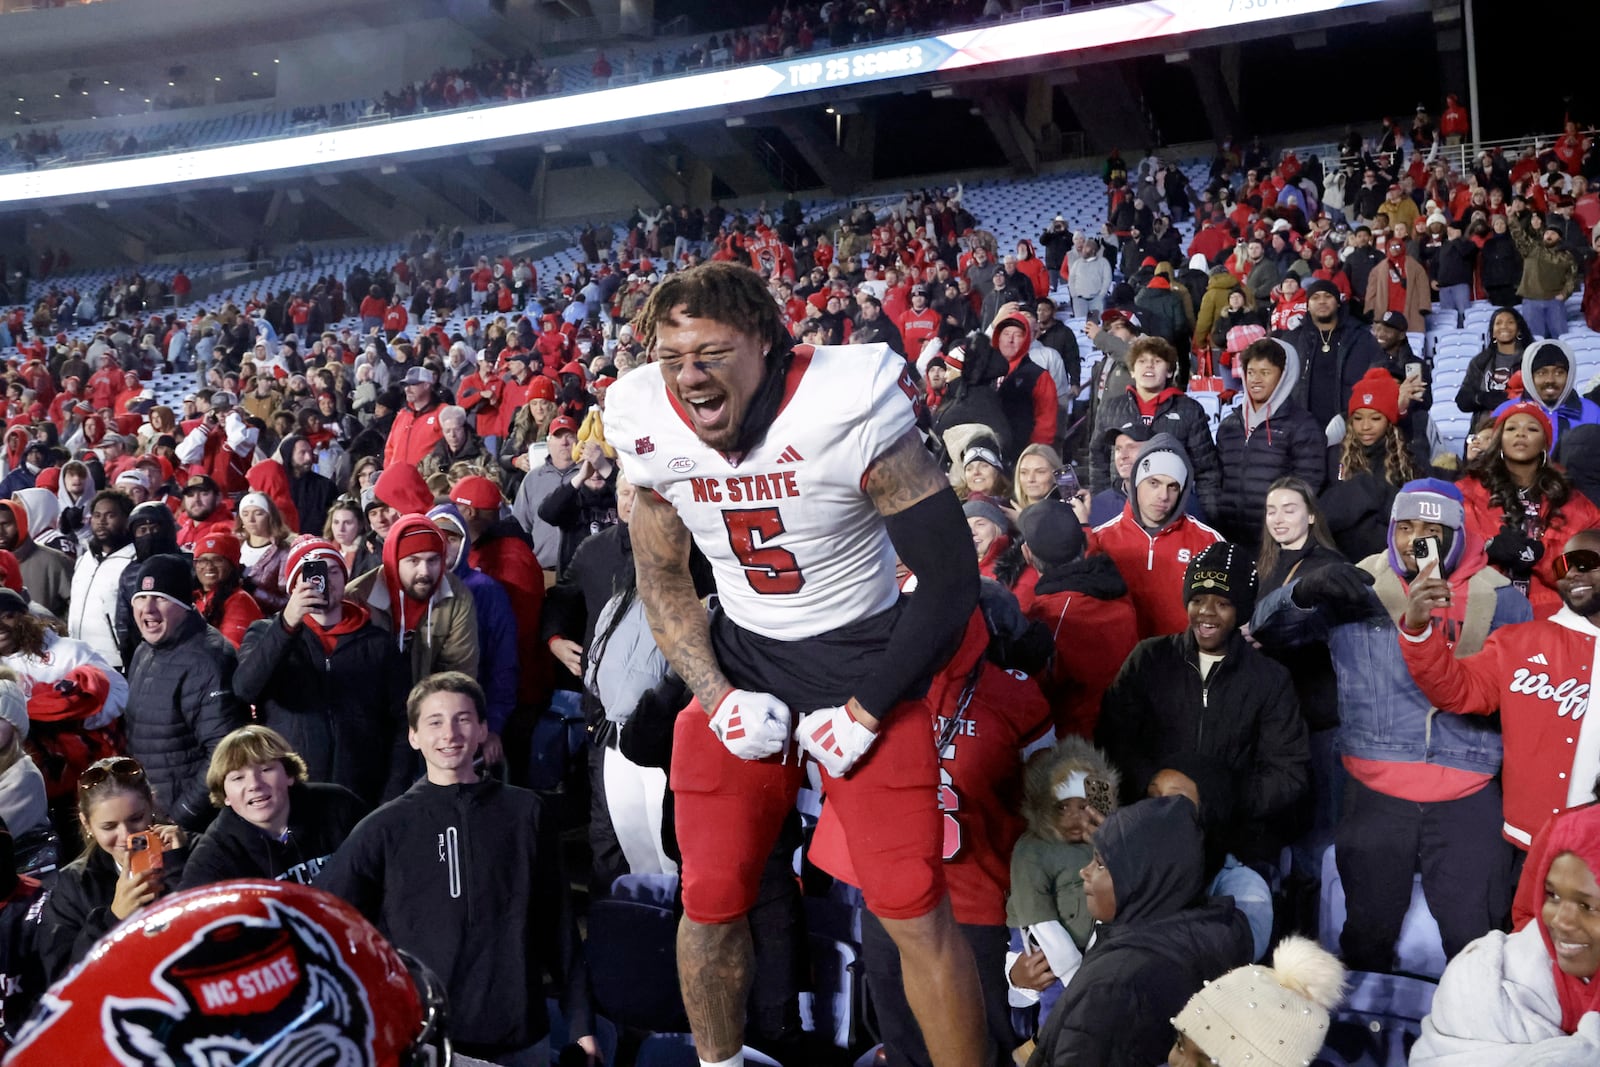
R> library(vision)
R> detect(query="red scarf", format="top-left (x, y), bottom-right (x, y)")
top-left (1535, 807), bottom-right (1600, 1032)
top-left (303, 600), bottom-right (371, 655)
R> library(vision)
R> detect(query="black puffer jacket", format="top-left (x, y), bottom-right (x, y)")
top-left (1027, 798), bottom-right (1253, 1067)
top-left (1213, 344), bottom-right (1327, 546)
top-left (182, 781), bottom-right (369, 888)
top-left (1091, 386), bottom-right (1221, 516)
top-left (1095, 628), bottom-right (1309, 863)
top-left (233, 610), bottom-right (413, 807)
top-left (125, 611), bottom-right (246, 831)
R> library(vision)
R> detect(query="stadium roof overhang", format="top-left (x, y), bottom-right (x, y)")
top-left (0, 0), bottom-right (1425, 212)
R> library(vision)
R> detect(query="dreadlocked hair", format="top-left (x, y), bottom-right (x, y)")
top-left (630, 261), bottom-right (785, 353)
top-left (1339, 424), bottom-right (1417, 487)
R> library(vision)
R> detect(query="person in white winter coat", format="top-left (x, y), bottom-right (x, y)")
top-left (1412, 803), bottom-right (1600, 1065)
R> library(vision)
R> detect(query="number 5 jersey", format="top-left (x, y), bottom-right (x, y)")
top-left (608, 343), bottom-right (918, 644)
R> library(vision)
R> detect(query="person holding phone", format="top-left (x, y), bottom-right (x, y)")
top-left (1252, 479), bottom-right (1531, 972)
top-left (235, 539), bottom-right (413, 808)
top-left (38, 756), bottom-right (187, 981)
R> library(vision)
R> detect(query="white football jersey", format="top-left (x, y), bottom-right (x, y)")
top-left (607, 343), bottom-right (918, 641)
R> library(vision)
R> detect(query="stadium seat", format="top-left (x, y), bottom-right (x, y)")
top-left (1315, 971), bottom-right (1436, 1067)
top-left (585, 896), bottom-right (689, 1033)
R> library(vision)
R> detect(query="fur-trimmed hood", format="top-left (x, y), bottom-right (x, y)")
top-left (1021, 735), bottom-right (1120, 842)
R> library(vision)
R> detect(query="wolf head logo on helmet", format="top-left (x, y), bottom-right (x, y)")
top-left (101, 897), bottom-right (373, 1066)
top-left (8, 881), bottom-right (446, 1067)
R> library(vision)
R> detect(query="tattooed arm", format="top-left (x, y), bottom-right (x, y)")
top-left (849, 429), bottom-right (980, 726)
top-left (629, 487), bottom-right (732, 711)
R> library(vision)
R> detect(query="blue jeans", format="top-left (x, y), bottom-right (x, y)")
top-left (1521, 296), bottom-right (1567, 339)
top-left (1437, 283), bottom-right (1470, 328)
top-left (1211, 856), bottom-right (1273, 962)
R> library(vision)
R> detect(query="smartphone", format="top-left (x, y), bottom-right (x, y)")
top-left (1413, 535), bottom-right (1442, 567)
top-left (1086, 310), bottom-right (1101, 326)
top-left (1405, 362), bottom-right (1423, 381)
top-left (128, 830), bottom-right (164, 876)
top-left (1084, 774), bottom-right (1114, 816)
top-left (300, 559), bottom-right (329, 602)
top-left (1053, 465), bottom-right (1080, 498)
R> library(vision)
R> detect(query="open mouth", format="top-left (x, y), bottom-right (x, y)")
top-left (1554, 938), bottom-right (1592, 960)
top-left (684, 394), bottom-right (727, 428)
top-left (1194, 622), bottom-right (1221, 641)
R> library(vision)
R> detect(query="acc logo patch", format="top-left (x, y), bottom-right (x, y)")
top-left (668, 456), bottom-right (695, 474)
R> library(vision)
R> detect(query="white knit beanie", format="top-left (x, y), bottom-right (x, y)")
top-left (1171, 937), bottom-right (1346, 1067)
top-left (0, 679), bottom-right (27, 741)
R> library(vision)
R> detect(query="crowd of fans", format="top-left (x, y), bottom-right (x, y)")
top-left (0, 103), bottom-right (1599, 1064)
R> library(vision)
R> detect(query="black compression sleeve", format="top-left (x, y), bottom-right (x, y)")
top-left (854, 489), bottom-right (980, 720)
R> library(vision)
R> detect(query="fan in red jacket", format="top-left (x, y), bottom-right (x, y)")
top-left (383, 368), bottom-right (446, 470)
top-left (1399, 528), bottom-right (1600, 849)
top-left (1019, 499), bottom-right (1139, 739)
top-left (898, 285), bottom-right (942, 357)
top-left (1089, 434), bottom-right (1223, 639)
top-left (1457, 401), bottom-right (1600, 619)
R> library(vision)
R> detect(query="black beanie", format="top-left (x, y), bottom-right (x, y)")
top-left (132, 555), bottom-right (195, 609)
top-left (1183, 542), bottom-right (1257, 620)
top-left (1017, 498), bottom-right (1087, 570)
top-left (1528, 340), bottom-right (1568, 374)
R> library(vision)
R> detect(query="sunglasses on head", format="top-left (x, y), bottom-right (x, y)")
top-left (78, 757), bottom-right (145, 794)
top-left (1554, 549), bottom-right (1600, 581)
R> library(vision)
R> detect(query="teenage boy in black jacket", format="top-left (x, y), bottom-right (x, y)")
top-left (319, 672), bottom-right (597, 1063)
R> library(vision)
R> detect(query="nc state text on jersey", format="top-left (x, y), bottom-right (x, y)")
top-left (687, 470), bottom-right (802, 504)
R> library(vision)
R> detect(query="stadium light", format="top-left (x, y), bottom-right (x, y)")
top-left (0, 0), bottom-right (1395, 207)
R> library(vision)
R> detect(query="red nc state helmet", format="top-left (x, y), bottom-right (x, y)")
top-left (6, 880), bottom-right (450, 1067)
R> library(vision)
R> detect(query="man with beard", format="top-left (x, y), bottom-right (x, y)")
top-left (67, 489), bottom-right (137, 668)
top-left (281, 434), bottom-right (336, 535)
top-left (346, 515), bottom-right (479, 686)
top-left (174, 474), bottom-right (234, 549)
top-left (1285, 279), bottom-right (1386, 431)
top-left (607, 262), bottom-right (985, 1067)
top-left (1400, 527), bottom-right (1600, 871)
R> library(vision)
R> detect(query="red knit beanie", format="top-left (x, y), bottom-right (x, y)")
top-left (1493, 399), bottom-right (1554, 444)
top-left (1348, 367), bottom-right (1400, 425)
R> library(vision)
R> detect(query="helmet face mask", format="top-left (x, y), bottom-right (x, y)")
top-left (10, 881), bottom-right (446, 1067)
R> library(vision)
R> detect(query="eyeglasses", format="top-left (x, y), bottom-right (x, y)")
top-left (79, 757), bottom-right (145, 794)
top-left (1554, 549), bottom-right (1600, 581)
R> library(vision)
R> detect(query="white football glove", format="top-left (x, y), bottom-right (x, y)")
top-left (708, 689), bottom-right (791, 761)
top-left (796, 705), bottom-right (878, 778)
